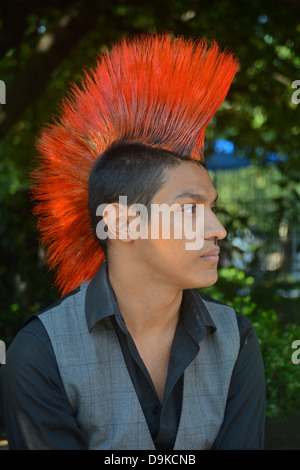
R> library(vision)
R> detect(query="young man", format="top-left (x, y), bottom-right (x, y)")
top-left (0, 33), bottom-right (265, 450)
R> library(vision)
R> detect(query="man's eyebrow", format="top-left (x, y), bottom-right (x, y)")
top-left (170, 191), bottom-right (218, 204)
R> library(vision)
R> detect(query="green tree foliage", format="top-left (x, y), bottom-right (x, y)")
top-left (201, 268), bottom-right (300, 420)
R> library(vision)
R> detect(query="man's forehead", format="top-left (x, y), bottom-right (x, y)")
top-left (154, 160), bottom-right (217, 203)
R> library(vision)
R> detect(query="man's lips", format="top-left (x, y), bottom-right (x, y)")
top-left (200, 247), bottom-right (220, 259)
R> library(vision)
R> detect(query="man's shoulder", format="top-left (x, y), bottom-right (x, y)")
top-left (190, 288), bottom-right (253, 331)
top-left (25, 281), bottom-right (90, 328)
top-left (189, 288), bottom-right (235, 312)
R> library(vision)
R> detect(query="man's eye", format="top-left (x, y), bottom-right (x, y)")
top-left (182, 204), bottom-right (196, 214)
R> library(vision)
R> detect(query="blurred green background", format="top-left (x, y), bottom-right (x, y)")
top-left (0, 0), bottom-right (300, 449)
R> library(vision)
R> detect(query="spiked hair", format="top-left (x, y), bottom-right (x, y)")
top-left (31, 32), bottom-right (239, 295)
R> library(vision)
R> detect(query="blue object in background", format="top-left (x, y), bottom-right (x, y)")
top-left (206, 139), bottom-right (287, 170)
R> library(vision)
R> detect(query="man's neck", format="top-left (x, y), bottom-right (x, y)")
top-left (106, 256), bottom-right (183, 403)
top-left (106, 258), bottom-right (182, 338)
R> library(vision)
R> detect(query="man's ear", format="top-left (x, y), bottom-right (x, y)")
top-left (102, 203), bottom-right (131, 241)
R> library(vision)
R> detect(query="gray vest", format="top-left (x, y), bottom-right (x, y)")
top-left (39, 282), bottom-right (240, 450)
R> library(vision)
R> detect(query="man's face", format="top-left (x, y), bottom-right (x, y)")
top-left (133, 160), bottom-right (227, 290)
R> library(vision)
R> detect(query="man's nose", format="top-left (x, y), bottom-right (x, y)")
top-left (204, 212), bottom-right (227, 241)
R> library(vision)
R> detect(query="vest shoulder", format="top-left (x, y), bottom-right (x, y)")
top-left (194, 289), bottom-right (253, 331)
top-left (191, 289), bottom-right (235, 311)
top-left (25, 281), bottom-right (90, 327)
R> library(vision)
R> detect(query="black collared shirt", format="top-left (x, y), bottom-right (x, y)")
top-left (0, 263), bottom-right (266, 450)
top-left (84, 264), bottom-right (216, 449)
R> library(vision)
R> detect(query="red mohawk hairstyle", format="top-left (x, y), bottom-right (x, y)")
top-left (31, 32), bottom-right (239, 295)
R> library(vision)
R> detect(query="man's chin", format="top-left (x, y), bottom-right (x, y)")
top-left (197, 272), bottom-right (219, 289)
top-left (180, 272), bottom-right (218, 290)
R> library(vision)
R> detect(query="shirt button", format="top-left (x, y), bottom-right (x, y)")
top-left (152, 406), bottom-right (160, 415)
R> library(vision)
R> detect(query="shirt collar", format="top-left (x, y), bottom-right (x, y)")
top-left (85, 260), bottom-right (217, 338)
top-left (85, 260), bottom-right (121, 332)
